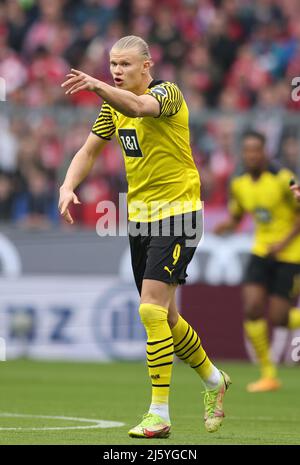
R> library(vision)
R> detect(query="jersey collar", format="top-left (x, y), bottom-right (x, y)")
top-left (148, 79), bottom-right (165, 89)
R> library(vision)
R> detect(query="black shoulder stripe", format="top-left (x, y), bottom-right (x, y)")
top-left (148, 79), bottom-right (165, 89)
top-left (91, 102), bottom-right (116, 140)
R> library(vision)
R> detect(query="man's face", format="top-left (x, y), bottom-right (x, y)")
top-left (109, 48), bottom-right (149, 92)
top-left (242, 136), bottom-right (266, 173)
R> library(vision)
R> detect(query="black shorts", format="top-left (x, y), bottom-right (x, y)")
top-left (244, 254), bottom-right (300, 301)
top-left (129, 211), bottom-right (203, 295)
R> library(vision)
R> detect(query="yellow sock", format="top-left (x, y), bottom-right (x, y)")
top-left (288, 308), bottom-right (300, 330)
top-left (171, 315), bottom-right (219, 385)
top-left (244, 319), bottom-right (277, 379)
top-left (139, 303), bottom-right (174, 405)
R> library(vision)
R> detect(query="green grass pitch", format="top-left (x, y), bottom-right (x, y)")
top-left (0, 359), bottom-right (299, 445)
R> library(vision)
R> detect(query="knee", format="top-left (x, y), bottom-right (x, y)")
top-left (244, 306), bottom-right (261, 321)
top-left (269, 311), bottom-right (288, 327)
top-left (167, 312), bottom-right (179, 329)
top-left (243, 301), bottom-right (263, 321)
top-left (140, 292), bottom-right (169, 309)
top-left (139, 303), bottom-right (168, 326)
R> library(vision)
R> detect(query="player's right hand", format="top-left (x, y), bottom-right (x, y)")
top-left (58, 186), bottom-right (81, 224)
top-left (214, 221), bottom-right (232, 235)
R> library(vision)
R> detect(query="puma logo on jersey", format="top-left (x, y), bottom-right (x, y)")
top-left (164, 266), bottom-right (175, 276)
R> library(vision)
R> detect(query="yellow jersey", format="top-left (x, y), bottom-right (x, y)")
top-left (229, 167), bottom-right (300, 264)
top-left (91, 80), bottom-right (201, 222)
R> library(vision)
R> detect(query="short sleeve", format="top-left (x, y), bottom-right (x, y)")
top-left (92, 102), bottom-right (116, 140)
top-left (228, 179), bottom-right (244, 219)
top-left (147, 82), bottom-right (183, 117)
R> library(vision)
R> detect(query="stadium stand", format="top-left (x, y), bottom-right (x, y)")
top-left (0, 0), bottom-right (300, 227)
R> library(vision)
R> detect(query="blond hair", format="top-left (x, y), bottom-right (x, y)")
top-left (111, 35), bottom-right (151, 60)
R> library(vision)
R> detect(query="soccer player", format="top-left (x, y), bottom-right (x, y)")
top-left (59, 35), bottom-right (231, 438)
top-left (215, 131), bottom-right (300, 392)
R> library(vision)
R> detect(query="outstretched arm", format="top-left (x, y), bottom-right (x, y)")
top-left (59, 132), bottom-right (107, 224)
top-left (214, 214), bottom-right (242, 235)
top-left (61, 69), bottom-right (160, 118)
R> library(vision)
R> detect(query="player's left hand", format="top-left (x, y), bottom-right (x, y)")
top-left (61, 69), bottom-right (100, 95)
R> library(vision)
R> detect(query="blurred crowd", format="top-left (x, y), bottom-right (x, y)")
top-left (0, 0), bottom-right (300, 228)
